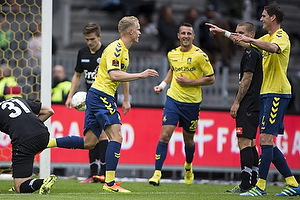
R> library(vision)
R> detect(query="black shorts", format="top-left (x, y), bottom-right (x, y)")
top-left (12, 133), bottom-right (49, 178)
top-left (236, 110), bottom-right (259, 140)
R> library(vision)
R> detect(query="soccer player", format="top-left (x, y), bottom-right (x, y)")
top-left (0, 97), bottom-right (57, 194)
top-left (148, 22), bottom-right (215, 186)
top-left (64, 23), bottom-right (107, 184)
top-left (232, 4), bottom-right (300, 196)
top-left (47, 16), bottom-right (159, 193)
top-left (206, 22), bottom-right (262, 193)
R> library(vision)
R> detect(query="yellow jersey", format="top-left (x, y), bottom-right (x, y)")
top-left (167, 45), bottom-right (214, 103)
top-left (91, 39), bottom-right (129, 97)
top-left (258, 29), bottom-right (291, 96)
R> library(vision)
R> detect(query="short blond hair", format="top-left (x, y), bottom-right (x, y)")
top-left (118, 16), bottom-right (138, 36)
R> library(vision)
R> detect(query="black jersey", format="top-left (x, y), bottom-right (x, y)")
top-left (75, 45), bottom-right (106, 91)
top-left (0, 97), bottom-right (48, 146)
top-left (238, 48), bottom-right (263, 111)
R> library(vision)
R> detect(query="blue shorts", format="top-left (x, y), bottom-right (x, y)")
top-left (84, 88), bottom-right (121, 138)
top-left (162, 96), bottom-right (200, 134)
top-left (259, 96), bottom-right (290, 136)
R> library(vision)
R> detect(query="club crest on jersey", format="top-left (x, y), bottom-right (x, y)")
top-left (187, 57), bottom-right (192, 64)
top-left (112, 60), bottom-right (119, 66)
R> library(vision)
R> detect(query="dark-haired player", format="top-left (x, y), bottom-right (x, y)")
top-left (233, 4), bottom-right (300, 196)
top-left (207, 21), bottom-right (262, 193)
top-left (149, 22), bottom-right (215, 186)
top-left (65, 23), bottom-right (107, 184)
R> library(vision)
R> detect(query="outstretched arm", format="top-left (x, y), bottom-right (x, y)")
top-left (205, 23), bottom-right (251, 49)
top-left (109, 68), bottom-right (158, 82)
top-left (232, 33), bottom-right (279, 53)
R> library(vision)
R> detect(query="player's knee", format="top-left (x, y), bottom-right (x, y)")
top-left (184, 140), bottom-right (194, 148)
top-left (259, 133), bottom-right (273, 146)
top-left (160, 131), bottom-right (172, 143)
top-left (238, 137), bottom-right (251, 149)
top-left (84, 141), bottom-right (97, 150)
top-left (159, 135), bottom-right (170, 143)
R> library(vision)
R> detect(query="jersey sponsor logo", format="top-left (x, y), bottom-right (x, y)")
top-left (173, 66), bottom-right (196, 72)
top-left (86, 80), bottom-right (94, 85)
top-left (262, 51), bottom-right (272, 58)
top-left (112, 60), bottom-right (119, 66)
top-left (236, 127), bottom-right (243, 135)
top-left (81, 59), bottom-right (90, 63)
top-left (84, 67), bottom-right (98, 80)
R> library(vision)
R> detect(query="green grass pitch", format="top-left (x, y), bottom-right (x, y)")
top-left (0, 178), bottom-right (292, 199)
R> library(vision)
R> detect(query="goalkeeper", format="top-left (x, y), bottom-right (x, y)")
top-left (0, 97), bottom-right (56, 194)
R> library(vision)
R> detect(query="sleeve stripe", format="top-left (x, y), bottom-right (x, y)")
top-left (108, 68), bottom-right (120, 73)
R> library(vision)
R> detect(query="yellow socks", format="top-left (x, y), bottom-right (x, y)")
top-left (184, 162), bottom-right (192, 170)
top-left (286, 176), bottom-right (299, 188)
top-left (105, 171), bottom-right (115, 184)
top-left (47, 138), bottom-right (57, 148)
top-left (256, 178), bottom-right (266, 190)
top-left (256, 176), bottom-right (298, 191)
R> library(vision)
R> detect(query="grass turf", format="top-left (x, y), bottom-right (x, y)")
top-left (0, 178), bottom-right (293, 199)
